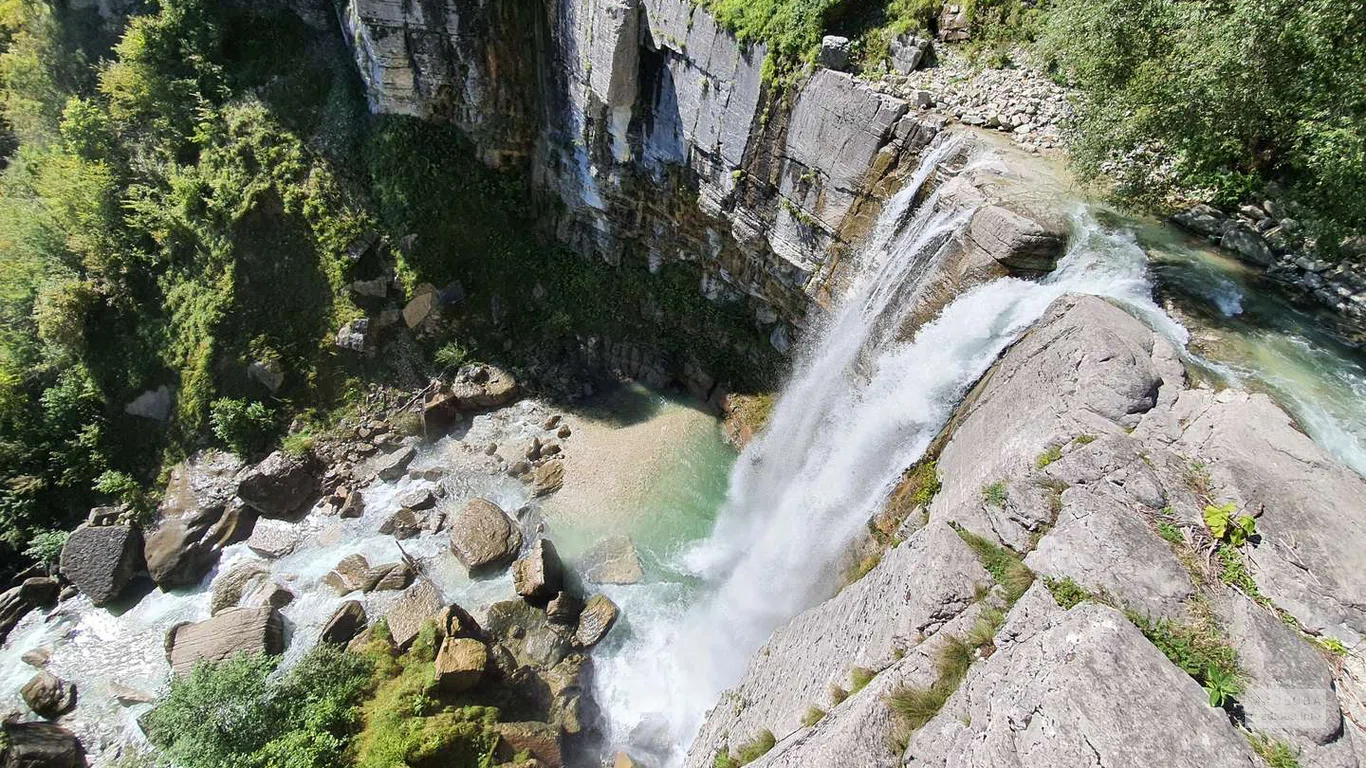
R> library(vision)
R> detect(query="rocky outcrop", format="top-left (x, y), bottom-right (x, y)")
top-left (167, 605), bottom-right (285, 675)
top-left (236, 450), bottom-right (318, 518)
top-left (58, 523), bottom-right (143, 606)
top-left (688, 294), bottom-right (1366, 768)
top-left (449, 498), bottom-right (522, 572)
top-left (145, 451), bottom-right (252, 589)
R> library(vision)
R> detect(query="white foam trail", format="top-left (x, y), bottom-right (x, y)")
top-left (592, 145), bottom-right (1186, 764)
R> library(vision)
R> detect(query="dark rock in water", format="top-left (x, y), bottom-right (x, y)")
top-left (421, 390), bottom-right (462, 438)
top-left (449, 499), bottom-right (522, 573)
top-left (368, 561), bottom-right (415, 592)
top-left (167, 605), bottom-right (284, 675)
top-left (338, 490), bottom-right (365, 519)
top-left (20, 671), bottom-right (76, 719)
top-left (60, 523), bottom-right (144, 604)
top-left (0, 721), bottom-right (86, 767)
top-left (145, 451), bottom-right (252, 589)
top-left (486, 600), bottom-right (573, 670)
top-left (545, 592), bottom-right (584, 626)
top-left (373, 446), bottom-right (416, 482)
top-left (434, 637), bottom-right (487, 692)
top-left (512, 539), bottom-right (563, 602)
top-left (574, 594), bottom-right (620, 649)
top-left (0, 578), bottom-right (60, 646)
top-left (384, 579), bottom-right (444, 649)
top-left (320, 600), bottom-right (367, 646)
top-left (379, 508), bottom-right (424, 540)
top-left (582, 535), bottom-right (644, 585)
top-left (237, 450), bottom-right (318, 518)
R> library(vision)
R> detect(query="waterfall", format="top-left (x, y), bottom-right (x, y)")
top-left (591, 141), bottom-right (1185, 764)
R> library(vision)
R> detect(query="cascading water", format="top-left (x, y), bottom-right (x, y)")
top-left (590, 141), bottom-right (1188, 765)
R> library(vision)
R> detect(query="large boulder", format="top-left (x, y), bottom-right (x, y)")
top-left (513, 539), bottom-right (563, 601)
top-left (434, 637), bottom-right (488, 692)
top-left (209, 562), bottom-right (269, 615)
top-left (166, 605), bottom-right (285, 675)
top-left (582, 535), bottom-right (643, 585)
top-left (20, 671), bottom-right (76, 719)
top-left (486, 599), bottom-right (574, 670)
top-left (965, 204), bottom-right (1068, 272)
top-left (0, 721), bottom-right (86, 768)
top-left (448, 365), bottom-right (519, 410)
top-left (145, 451), bottom-right (251, 589)
top-left (237, 451), bottom-right (317, 518)
top-left (245, 518), bottom-right (299, 559)
top-left (1220, 223), bottom-right (1274, 266)
top-left (58, 523), bottom-right (143, 606)
top-left (0, 578), bottom-right (59, 645)
top-left (385, 579), bottom-right (444, 649)
top-left (449, 499), bottom-right (522, 572)
top-left (573, 594), bottom-right (620, 649)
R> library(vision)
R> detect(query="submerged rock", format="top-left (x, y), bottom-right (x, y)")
top-left (582, 535), bottom-right (643, 585)
top-left (449, 499), bottom-right (522, 572)
top-left (59, 523), bottom-right (143, 607)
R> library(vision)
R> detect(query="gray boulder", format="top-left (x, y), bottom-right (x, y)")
top-left (449, 499), bottom-right (522, 572)
top-left (1173, 203), bottom-right (1232, 238)
top-left (246, 518), bottom-right (299, 558)
top-left (373, 446), bottom-right (416, 482)
top-left (0, 578), bottom-right (58, 645)
top-left (237, 450), bottom-right (317, 518)
top-left (59, 523), bottom-right (144, 606)
top-left (209, 562), bottom-right (269, 615)
top-left (1220, 224), bottom-right (1275, 266)
top-left (145, 451), bottom-right (251, 589)
top-left (965, 204), bottom-right (1068, 272)
top-left (889, 33), bottom-right (931, 74)
top-left (818, 36), bottom-right (851, 70)
top-left (167, 605), bottom-right (285, 675)
top-left (20, 671), bottom-right (76, 719)
top-left (513, 538), bottom-right (563, 601)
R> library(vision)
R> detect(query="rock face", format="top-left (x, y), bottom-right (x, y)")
top-left (513, 539), bottom-right (563, 601)
top-left (449, 499), bottom-right (523, 572)
top-left (0, 721), bottom-right (86, 768)
top-left (167, 605), bottom-right (285, 675)
top-left (20, 671), bottom-right (76, 719)
top-left (145, 450), bottom-right (251, 589)
top-left (237, 450), bottom-right (317, 518)
top-left (685, 294), bottom-right (1366, 767)
top-left (58, 523), bottom-right (143, 606)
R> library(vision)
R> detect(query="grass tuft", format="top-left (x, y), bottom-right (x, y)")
top-left (955, 527), bottom-right (1034, 604)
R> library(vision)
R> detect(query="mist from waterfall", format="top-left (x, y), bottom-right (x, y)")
top-left (591, 141), bottom-right (1187, 765)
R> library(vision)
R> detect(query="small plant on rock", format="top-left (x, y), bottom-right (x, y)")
top-left (1045, 576), bottom-right (1090, 609)
top-left (1247, 734), bottom-right (1301, 768)
top-left (850, 667), bottom-right (875, 693)
top-left (1204, 502), bottom-right (1257, 546)
top-left (981, 482), bottom-right (1008, 507)
top-left (801, 707), bottom-right (826, 727)
top-left (1035, 445), bottom-right (1063, 469)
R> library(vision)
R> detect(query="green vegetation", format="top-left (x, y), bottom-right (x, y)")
top-left (1073, 434), bottom-right (1097, 446)
top-left (801, 707), bottom-right (826, 727)
top-left (1248, 734), bottom-right (1300, 768)
top-left (1157, 520), bottom-right (1184, 546)
top-left (1125, 605), bottom-right (1242, 710)
top-left (21, 527), bottom-right (66, 567)
top-left (850, 666), bottom-right (876, 693)
top-left (714, 730), bottom-right (776, 768)
top-left (955, 526), bottom-right (1034, 603)
top-left (981, 481), bottom-right (1007, 508)
top-left (1203, 502), bottom-right (1257, 547)
top-left (280, 429), bottom-right (315, 458)
top-left (209, 398), bottom-right (276, 458)
top-left (1034, 444), bottom-right (1062, 469)
top-left (143, 646), bottom-right (374, 768)
top-left (1044, 576), bottom-right (1089, 609)
top-left (829, 683), bottom-right (849, 706)
top-left (1040, 0), bottom-right (1366, 248)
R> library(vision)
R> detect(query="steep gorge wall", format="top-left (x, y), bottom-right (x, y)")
top-left (336, 0), bottom-right (946, 345)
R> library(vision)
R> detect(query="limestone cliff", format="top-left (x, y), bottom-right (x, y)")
top-left (685, 295), bottom-right (1366, 768)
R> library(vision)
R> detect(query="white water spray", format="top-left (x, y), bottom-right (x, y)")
top-left (591, 142), bottom-right (1188, 765)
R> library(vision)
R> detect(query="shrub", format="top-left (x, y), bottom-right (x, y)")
top-left (280, 429), bottom-right (315, 458)
top-left (22, 529), bottom-right (68, 568)
top-left (210, 398), bottom-right (276, 457)
top-left (731, 730), bottom-right (776, 764)
top-left (981, 482), bottom-right (1007, 508)
top-left (850, 666), bottom-right (875, 693)
top-left (433, 342), bottom-right (470, 370)
top-left (801, 707), bottom-right (825, 727)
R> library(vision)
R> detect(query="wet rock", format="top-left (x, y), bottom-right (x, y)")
top-left (398, 487), bottom-right (436, 511)
top-left (374, 446), bottom-right (416, 482)
top-left (487, 600), bottom-right (573, 670)
top-left (573, 594), bottom-right (620, 649)
top-left (20, 671), bottom-right (76, 719)
top-left (379, 508), bottom-right (424, 540)
top-left (422, 390), bottom-right (462, 437)
top-left (20, 648), bottom-right (49, 668)
top-left (524, 437), bottom-right (543, 461)
top-left (582, 535), bottom-right (644, 585)
top-left (320, 600), bottom-right (367, 645)
top-left (338, 490), bottom-right (365, 519)
top-left (323, 554), bottom-right (374, 595)
top-left (529, 461), bottom-right (564, 497)
top-left (210, 562), bottom-right (269, 615)
top-left (449, 499), bottom-right (523, 572)
top-left (237, 450), bottom-right (318, 519)
top-left (385, 578), bottom-right (444, 649)
top-left (556, 425), bottom-right (572, 439)
top-left (249, 583), bottom-right (294, 610)
top-left (543, 415), bottom-right (561, 430)
top-left (369, 561), bottom-right (415, 592)
top-left (513, 539), bottom-right (563, 601)
top-left (0, 579), bottom-right (58, 645)
top-left (965, 204), bottom-right (1067, 272)
top-left (146, 451), bottom-right (251, 589)
top-left (546, 593), bottom-right (583, 626)
top-left (494, 721), bottom-right (562, 768)
top-left (58, 523), bottom-right (144, 607)
top-left (246, 518), bottom-right (299, 559)
top-left (167, 605), bottom-right (285, 675)
top-left (0, 721), bottom-right (85, 768)
top-left (435, 637), bottom-right (488, 692)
